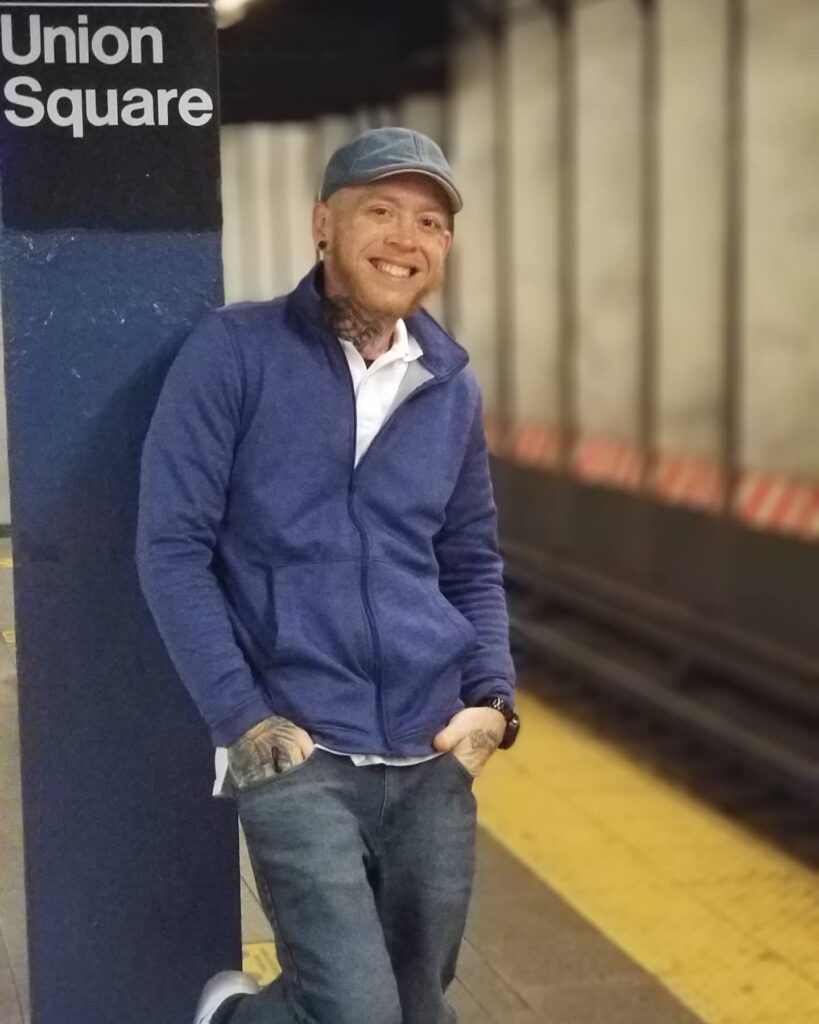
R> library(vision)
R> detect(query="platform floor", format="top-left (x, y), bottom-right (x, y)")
top-left (1, 537), bottom-right (817, 1023)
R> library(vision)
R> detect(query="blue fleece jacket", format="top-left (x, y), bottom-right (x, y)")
top-left (136, 267), bottom-right (515, 753)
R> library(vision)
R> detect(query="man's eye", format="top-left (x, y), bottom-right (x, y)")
top-left (422, 218), bottom-right (442, 230)
top-left (372, 207), bottom-right (389, 216)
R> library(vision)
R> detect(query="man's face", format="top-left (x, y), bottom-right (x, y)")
top-left (313, 173), bottom-right (453, 319)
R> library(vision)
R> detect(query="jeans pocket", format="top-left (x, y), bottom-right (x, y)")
top-left (446, 750), bottom-right (476, 786)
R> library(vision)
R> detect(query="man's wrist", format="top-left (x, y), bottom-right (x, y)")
top-left (473, 695), bottom-right (520, 749)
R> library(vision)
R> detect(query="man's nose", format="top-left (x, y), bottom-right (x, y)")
top-left (385, 218), bottom-right (417, 250)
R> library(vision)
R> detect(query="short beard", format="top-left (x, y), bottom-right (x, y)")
top-left (320, 292), bottom-right (391, 354)
top-left (321, 243), bottom-right (445, 347)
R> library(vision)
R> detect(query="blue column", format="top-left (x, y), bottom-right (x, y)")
top-left (0, 3), bottom-right (240, 1021)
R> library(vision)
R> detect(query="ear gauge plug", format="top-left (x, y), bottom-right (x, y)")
top-left (317, 240), bottom-right (327, 251)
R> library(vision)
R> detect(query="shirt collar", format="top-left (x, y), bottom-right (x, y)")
top-left (338, 318), bottom-right (424, 367)
top-left (392, 318), bottom-right (424, 363)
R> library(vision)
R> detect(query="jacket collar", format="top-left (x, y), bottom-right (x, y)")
top-left (288, 264), bottom-right (470, 380)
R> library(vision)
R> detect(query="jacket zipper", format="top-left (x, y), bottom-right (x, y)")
top-left (343, 365), bottom-right (390, 748)
top-left (342, 362), bottom-right (458, 750)
top-left (353, 370), bottom-right (454, 477)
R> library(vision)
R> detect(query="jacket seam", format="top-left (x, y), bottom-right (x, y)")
top-left (368, 556), bottom-right (435, 578)
top-left (268, 555), bottom-right (362, 571)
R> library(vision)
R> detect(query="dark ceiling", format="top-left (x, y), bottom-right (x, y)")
top-left (218, 0), bottom-right (454, 124)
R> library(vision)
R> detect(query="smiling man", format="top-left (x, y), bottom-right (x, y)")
top-left (137, 127), bottom-right (519, 1024)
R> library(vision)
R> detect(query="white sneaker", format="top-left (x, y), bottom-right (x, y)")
top-left (194, 970), bottom-right (260, 1024)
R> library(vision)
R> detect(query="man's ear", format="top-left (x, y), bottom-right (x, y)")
top-left (312, 201), bottom-right (330, 250)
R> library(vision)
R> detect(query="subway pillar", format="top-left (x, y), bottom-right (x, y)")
top-left (0, 3), bottom-right (239, 1022)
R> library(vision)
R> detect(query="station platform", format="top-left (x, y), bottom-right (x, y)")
top-left (0, 536), bottom-right (817, 1023)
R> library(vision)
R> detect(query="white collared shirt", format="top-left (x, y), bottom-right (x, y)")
top-left (213, 318), bottom-right (442, 797)
top-left (338, 315), bottom-right (421, 465)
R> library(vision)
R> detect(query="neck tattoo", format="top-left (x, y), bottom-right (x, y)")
top-left (321, 293), bottom-right (391, 354)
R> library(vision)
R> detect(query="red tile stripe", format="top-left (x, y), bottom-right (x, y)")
top-left (487, 418), bottom-right (819, 542)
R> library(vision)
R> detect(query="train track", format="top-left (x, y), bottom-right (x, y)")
top-left (503, 542), bottom-right (819, 808)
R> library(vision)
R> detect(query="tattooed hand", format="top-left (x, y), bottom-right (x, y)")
top-left (432, 707), bottom-right (506, 779)
top-left (227, 715), bottom-right (315, 788)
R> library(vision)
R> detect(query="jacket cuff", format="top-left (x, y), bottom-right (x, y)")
top-left (210, 693), bottom-right (274, 748)
top-left (462, 679), bottom-right (516, 709)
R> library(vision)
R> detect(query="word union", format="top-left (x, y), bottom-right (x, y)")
top-left (1, 14), bottom-right (163, 65)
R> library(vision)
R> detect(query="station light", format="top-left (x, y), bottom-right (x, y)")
top-left (214, 0), bottom-right (257, 31)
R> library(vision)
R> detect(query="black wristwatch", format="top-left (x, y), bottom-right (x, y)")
top-left (476, 696), bottom-right (520, 750)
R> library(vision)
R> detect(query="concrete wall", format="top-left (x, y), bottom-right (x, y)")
top-left (575, 0), bottom-right (643, 443)
top-left (221, 123), bottom-right (318, 304)
top-left (658, 0), bottom-right (728, 462)
top-left (744, 0), bottom-right (819, 477)
top-left (506, 4), bottom-right (561, 426)
top-left (448, 33), bottom-right (500, 415)
top-left (445, 0), bottom-right (818, 484)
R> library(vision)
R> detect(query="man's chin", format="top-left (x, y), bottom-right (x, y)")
top-left (356, 280), bottom-right (438, 319)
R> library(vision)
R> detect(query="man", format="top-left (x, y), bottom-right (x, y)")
top-left (137, 127), bottom-right (520, 1024)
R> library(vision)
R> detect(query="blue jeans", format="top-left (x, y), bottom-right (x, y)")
top-left (216, 748), bottom-right (477, 1024)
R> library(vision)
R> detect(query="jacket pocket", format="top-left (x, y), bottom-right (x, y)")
top-left (263, 561), bottom-right (377, 736)
top-left (220, 559), bottom-right (279, 667)
top-left (368, 560), bottom-right (478, 733)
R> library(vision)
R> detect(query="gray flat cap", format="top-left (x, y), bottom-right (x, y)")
top-left (319, 127), bottom-right (463, 214)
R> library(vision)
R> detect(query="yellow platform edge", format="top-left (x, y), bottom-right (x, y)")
top-left (474, 689), bottom-right (819, 1024)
